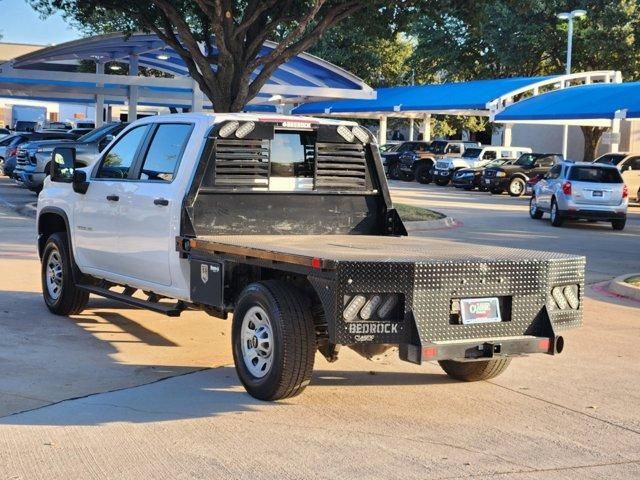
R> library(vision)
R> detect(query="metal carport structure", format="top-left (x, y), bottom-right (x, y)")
top-left (293, 71), bottom-right (620, 145)
top-left (0, 32), bottom-right (375, 126)
top-left (493, 81), bottom-right (640, 157)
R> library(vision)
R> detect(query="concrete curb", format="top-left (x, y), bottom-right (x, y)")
top-left (405, 216), bottom-right (462, 232)
top-left (608, 273), bottom-right (640, 302)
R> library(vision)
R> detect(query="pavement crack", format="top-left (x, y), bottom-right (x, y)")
top-left (487, 380), bottom-right (640, 436)
top-left (0, 367), bottom-right (212, 421)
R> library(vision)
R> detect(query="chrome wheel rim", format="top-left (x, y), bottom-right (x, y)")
top-left (511, 179), bottom-right (524, 195)
top-left (241, 305), bottom-right (273, 378)
top-left (46, 249), bottom-right (63, 300)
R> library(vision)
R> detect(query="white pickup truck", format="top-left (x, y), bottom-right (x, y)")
top-left (37, 113), bottom-right (584, 400)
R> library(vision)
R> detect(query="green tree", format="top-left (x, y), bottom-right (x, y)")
top-left (30, 0), bottom-right (420, 112)
top-left (410, 0), bottom-right (640, 159)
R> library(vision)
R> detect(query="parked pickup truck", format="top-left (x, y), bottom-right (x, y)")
top-left (37, 113), bottom-right (585, 401)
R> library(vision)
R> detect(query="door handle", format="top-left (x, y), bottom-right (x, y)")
top-left (154, 198), bottom-right (169, 206)
top-left (106, 195), bottom-right (119, 202)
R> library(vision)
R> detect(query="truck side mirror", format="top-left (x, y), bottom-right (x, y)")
top-left (50, 147), bottom-right (76, 182)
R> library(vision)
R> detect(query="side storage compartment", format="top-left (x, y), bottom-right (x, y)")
top-left (190, 258), bottom-right (225, 309)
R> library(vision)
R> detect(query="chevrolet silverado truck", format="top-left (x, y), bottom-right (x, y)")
top-left (37, 113), bottom-right (585, 401)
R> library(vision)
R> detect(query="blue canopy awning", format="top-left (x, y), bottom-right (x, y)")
top-left (293, 76), bottom-right (556, 116)
top-left (495, 82), bottom-right (640, 124)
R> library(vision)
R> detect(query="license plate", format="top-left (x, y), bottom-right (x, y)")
top-left (460, 297), bottom-right (502, 325)
top-left (485, 179), bottom-right (491, 184)
top-left (592, 190), bottom-right (603, 197)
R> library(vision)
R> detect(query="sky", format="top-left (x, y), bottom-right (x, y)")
top-left (0, 0), bottom-right (82, 45)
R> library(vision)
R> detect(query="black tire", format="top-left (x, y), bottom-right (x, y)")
top-left (388, 163), bottom-right (400, 180)
top-left (529, 196), bottom-right (543, 219)
top-left (0, 157), bottom-right (4, 176)
top-left (415, 163), bottom-right (432, 184)
top-left (439, 358), bottom-right (511, 382)
top-left (434, 178), bottom-right (449, 186)
top-left (490, 188), bottom-right (503, 195)
top-left (550, 198), bottom-right (564, 227)
top-left (508, 177), bottom-right (526, 197)
top-left (41, 232), bottom-right (89, 315)
top-left (612, 218), bottom-right (626, 230)
top-left (232, 280), bottom-right (316, 401)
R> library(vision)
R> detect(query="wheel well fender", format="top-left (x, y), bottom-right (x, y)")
top-left (38, 208), bottom-right (70, 259)
top-left (510, 173), bottom-right (528, 182)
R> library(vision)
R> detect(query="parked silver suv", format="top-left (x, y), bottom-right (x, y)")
top-left (529, 161), bottom-right (628, 230)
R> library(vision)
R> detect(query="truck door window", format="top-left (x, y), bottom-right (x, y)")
top-left (137, 123), bottom-right (192, 182)
top-left (483, 151), bottom-right (497, 160)
top-left (95, 125), bottom-right (150, 179)
top-left (446, 144), bottom-right (460, 154)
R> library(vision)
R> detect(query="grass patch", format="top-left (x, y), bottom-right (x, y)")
top-left (625, 276), bottom-right (640, 287)
top-left (395, 203), bottom-right (444, 222)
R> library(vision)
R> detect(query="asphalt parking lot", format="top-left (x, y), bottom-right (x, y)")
top-left (0, 176), bottom-right (639, 479)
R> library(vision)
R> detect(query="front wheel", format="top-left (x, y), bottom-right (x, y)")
top-left (415, 163), bottom-right (432, 184)
top-left (41, 232), bottom-right (89, 315)
top-left (232, 281), bottom-right (316, 401)
top-left (529, 196), bottom-right (543, 219)
top-left (508, 177), bottom-right (526, 197)
top-left (439, 358), bottom-right (511, 381)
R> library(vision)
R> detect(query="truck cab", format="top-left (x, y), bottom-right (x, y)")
top-left (37, 113), bottom-right (584, 401)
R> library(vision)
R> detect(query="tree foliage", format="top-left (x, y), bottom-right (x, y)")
top-left (30, 0), bottom-right (418, 112)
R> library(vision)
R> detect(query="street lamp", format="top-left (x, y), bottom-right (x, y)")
top-left (557, 9), bottom-right (587, 74)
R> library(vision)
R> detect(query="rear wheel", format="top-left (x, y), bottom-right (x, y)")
top-left (529, 196), bottom-right (543, 219)
top-left (439, 358), bottom-right (511, 382)
top-left (508, 177), bottom-right (526, 197)
top-left (232, 280), bottom-right (316, 401)
top-left (415, 163), bottom-right (432, 184)
top-left (41, 232), bottom-right (89, 315)
top-left (612, 218), bottom-right (626, 230)
top-left (550, 199), bottom-right (564, 227)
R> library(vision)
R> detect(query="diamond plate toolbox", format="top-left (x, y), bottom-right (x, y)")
top-left (330, 254), bottom-right (585, 346)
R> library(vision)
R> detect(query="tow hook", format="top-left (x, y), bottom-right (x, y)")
top-left (480, 342), bottom-right (501, 358)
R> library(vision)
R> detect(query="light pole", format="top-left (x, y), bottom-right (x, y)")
top-left (557, 9), bottom-right (586, 159)
top-left (557, 9), bottom-right (587, 74)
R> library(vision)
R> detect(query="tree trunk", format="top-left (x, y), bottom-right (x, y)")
top-left (580, 126), bottom-right (607, 161)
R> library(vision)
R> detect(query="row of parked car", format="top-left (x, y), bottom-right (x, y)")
top-left (0, 123), bottom-right (128, 192)
top-left (382, 140), bottom-right (639, 230)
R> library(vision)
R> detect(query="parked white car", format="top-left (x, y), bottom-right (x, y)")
top-left (530, 161), bottom-right (628, 230)
top-left (433, 146), bottom-right (532, 186)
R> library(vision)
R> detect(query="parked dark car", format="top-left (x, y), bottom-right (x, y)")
top-left (383, 141), bottom-right (432, 179)
top-left (483, 153), bottom-right (563, 196)
top-left (1, 134), bottom-right (36, 176)
top-left (451, 158), bottom-right (516, 190)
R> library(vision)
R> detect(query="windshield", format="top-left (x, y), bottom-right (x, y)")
top-left (515, 153), bottom-right (539, 167)
top-left (569, 166), bottom-right (623, 183)
top-left (594, 153), bottom-right (626, 166)
top-left (487, 159), bottom-right (510, 168)
top-left (430, 141), bottom-right (447, 154)
top-left (462, 148), bottom-right (482, 158)
top-left (76, 124), bottom-right (118, 143)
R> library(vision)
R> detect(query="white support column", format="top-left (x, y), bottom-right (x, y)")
top-left (561, 124), bottom-right (569, 159)
top-left (378, 115), bottom-right (387, 145)
top-left (408, 117), bottom-right (414, 141)
top-left (502, 123), bottom-right (513, 147)
top-left (128, 54), bottom-right (139, 122)
top-left (421, 113), bottom-right (431, 141)
top-left (191, 79), bottom-right (204, 112)
top-left (95, 60), bottom-right (105, 127)
top-left (610, 110), bottom-right (624, 153)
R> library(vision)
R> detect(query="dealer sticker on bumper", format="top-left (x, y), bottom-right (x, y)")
top-left (460, 297), bottom-right (501, 324)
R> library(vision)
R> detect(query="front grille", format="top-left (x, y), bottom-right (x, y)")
top-left (436, 161), bottom-right (450, 170)
top-left (16, 149), bottom-right (30, 166)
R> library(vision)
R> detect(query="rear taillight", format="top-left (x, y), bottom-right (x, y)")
top-left (562, 181), bottom-right (572, 196)
top-left (7, 147), bottom-right (17, 157)
top-left (623, 184), bottom-right (628, 199)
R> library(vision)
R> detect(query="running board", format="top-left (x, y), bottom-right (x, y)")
top-left (77, 284), bottom-right (185, 317)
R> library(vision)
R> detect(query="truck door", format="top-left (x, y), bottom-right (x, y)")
top-left (73, 125), bottom-right (151, 273)
top-left (117, 123), bottom-right (194, 286)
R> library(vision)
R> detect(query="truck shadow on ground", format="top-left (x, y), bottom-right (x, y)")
top-left (1, 290), bottom-right (452, 426)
